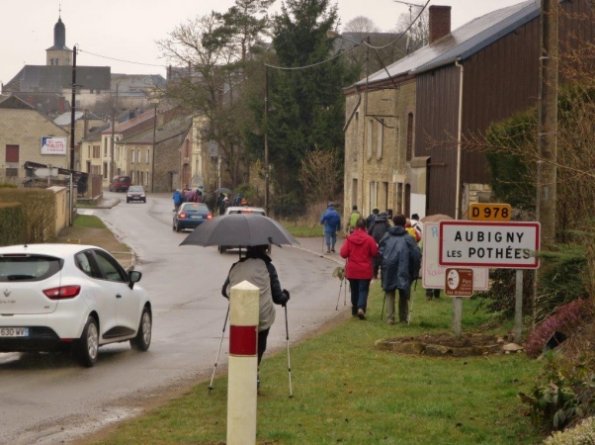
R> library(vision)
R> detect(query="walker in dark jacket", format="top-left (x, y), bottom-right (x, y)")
top-left (369, 212), bottom-right (390, 278)
top-left (320, 203), bottom-right (341, 253)
top-left (379, 216), bottom-right (422, 324)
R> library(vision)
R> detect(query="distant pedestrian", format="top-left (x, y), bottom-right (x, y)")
top-left (340, 217), bottom-right (378, 319)
top-left (411, 213), bottom-right (423, 240)
top-left (184, 188), bottom-right (194, 203)
top-left (405, 219), bottom-right (422, 243)
top-left (347, 205), bottom-right (361, 234)
top-left (368, 212), bottom-right (390, 279)
top-left (172, 189), bottom-right (183, 212)
top-left (320, 202), bottom-right (341, 253)
top-left (379, 214), bottom-right (422, 324)
top-left (366, 208), bottom-right (380, 232)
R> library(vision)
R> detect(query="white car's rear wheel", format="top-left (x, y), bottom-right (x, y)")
top-left (76, 317), bottom-right (99, 367)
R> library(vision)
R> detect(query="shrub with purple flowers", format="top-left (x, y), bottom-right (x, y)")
top-left (525, 299), bottom-right (592, 358)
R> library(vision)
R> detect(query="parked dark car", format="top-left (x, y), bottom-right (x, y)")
top-left (126, 186), bottom-right (146, 203)
top-left (109, 176), bottom-right (131, 192)
top-left (173, 203), bottom-right (212, 232)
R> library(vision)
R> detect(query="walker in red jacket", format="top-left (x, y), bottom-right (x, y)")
top-left (339, 218), bottom-right (378, 319)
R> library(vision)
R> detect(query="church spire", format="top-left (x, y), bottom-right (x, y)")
top-left (46, 4), bottom-right (71, 66)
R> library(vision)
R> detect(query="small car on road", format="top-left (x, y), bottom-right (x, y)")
top-left (126, 185), bottom-right (146, 203)
top-left (0, 244), bottom-right (152, 367)
top-left (173, 202), bottom-right (212, 232)
top-left (108, 175), bottom-right (131, 192)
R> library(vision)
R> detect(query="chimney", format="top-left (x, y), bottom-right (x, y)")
top-left (429, 5), bottom-right (451, 44)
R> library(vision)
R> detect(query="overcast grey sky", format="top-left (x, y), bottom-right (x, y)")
top-left (0, 0), bottom-right (525, 86)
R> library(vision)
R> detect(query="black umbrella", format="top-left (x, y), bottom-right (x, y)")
top-left (214, 187), bottom-right (232, 195)
top-left (179, 213), bottom-right (298, 247)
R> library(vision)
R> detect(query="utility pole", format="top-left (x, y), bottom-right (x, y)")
top-left (69, 45), bottom-right (77, 227)
top-left (110, 84), bottom-right (119, 181)
top-left (264, 65), bottom-right (270, 215)
top-left (151, 101), bottom-right (157, 192)
top-left (537, 0), bottom-right (559, 246)
top-left (69, 45), bottom-right (77, 171)
top-left (533, 0), bottom-right (559, 325)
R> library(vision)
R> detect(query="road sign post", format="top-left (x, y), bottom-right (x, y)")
top-left (445, 268), bottom-right (474, 337)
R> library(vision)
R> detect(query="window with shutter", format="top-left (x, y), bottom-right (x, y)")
top-left (5, 145), bottom-right (19, 162)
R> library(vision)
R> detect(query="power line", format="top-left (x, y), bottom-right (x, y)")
top-left (362, 0), bottom-right (431, 51)
top-left (78, 48), bottom-right (166, 68)
top-left (265, 0), bottom-right (430, 72)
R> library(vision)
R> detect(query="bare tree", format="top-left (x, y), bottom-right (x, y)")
top-left (299, 148), bottom-right (343, 202)
top-left (343, 16), bottom-right (379, 33)
top-left (395, 9), bottom-right (428, 53)
top-left (157, 3), bottom-right (272, 188)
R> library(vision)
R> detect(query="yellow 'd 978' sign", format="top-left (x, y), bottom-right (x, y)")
top-left (468, 203), bottom-right (512, 221)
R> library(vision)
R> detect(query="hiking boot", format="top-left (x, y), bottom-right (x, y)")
top-left (357, 308), bottom-right (366, 320)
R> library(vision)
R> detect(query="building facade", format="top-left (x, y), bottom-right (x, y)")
top-left (0, 96), bottom-right (69, 183)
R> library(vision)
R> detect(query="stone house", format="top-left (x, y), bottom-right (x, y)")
top-left (118, 113), bottom-right (193, 192)
top-left (343, 0), bottom-right (593, 220)
top-left (0, 95), bottom-right (69, 183)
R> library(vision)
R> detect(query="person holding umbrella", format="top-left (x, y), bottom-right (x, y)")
top-left (221, 244), bottom-right (290, 384)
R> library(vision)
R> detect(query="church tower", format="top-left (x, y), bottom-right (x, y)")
top-left (46, 11), bottom-right (72, 66)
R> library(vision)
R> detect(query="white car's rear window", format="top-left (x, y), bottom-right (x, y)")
top-left (0, 255), bottom-right (62, 282)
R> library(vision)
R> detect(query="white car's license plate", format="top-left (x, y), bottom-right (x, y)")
top-left (0, 327), bottom-right (29, 337)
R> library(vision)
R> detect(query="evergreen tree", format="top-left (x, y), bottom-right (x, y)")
top-left (266, 0), bottom-right (357, 214)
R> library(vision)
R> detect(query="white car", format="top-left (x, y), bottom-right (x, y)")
top-left (0, 244), bottom-right (152, 367)
top-left (224, 206), bottom-right (266, 216)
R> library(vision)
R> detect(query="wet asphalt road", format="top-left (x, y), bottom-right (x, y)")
top-left (0, 192), bottom-right (347, 444)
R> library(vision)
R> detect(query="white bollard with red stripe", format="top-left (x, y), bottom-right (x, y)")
top-left (227, 280), bottom-right (259, 445)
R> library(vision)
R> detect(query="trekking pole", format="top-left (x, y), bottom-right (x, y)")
top-left (380, 293), bottom-right (385, 321)
top-left (208, 304), bottom-right (230, 392)
top-left (343, 278), bottom-right (347, 306)
top-left (335, 278), bottom-right (343, 311)
top-left (284, 305), bottom-right (294, 398)
top-left (408, 279), bottom-right (418, 325)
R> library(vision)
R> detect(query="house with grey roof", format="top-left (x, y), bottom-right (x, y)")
top-left (0, 95), bottom-right (69, 184)
top-left (1, 15), bottom-right (165, 119)
top-left (343, 0), bottom-right (593, 219)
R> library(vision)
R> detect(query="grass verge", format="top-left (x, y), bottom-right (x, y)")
top-left (56, 215), bottom-right (134, 268)
top-left (80, 284), bottom-right (543, 445)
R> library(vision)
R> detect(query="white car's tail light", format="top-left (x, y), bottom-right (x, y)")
top-left (43, 285), bottom-right (81, 300)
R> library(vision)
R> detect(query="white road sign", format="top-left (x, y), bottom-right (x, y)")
top-left (422, 223), bottom-right (489, 290)
top-left (439, 221), bottom-right (541, 269)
